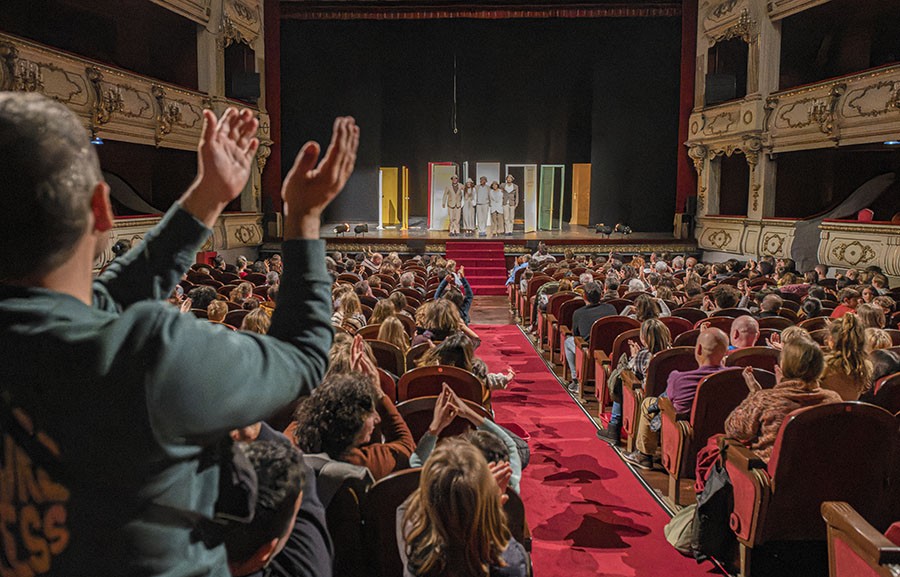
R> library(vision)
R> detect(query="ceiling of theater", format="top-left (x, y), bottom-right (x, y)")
top-left (281, 0), bottom-right (682, 18)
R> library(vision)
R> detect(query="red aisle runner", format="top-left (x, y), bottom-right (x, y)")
top-left (474, 325), bottom-right (719, 577)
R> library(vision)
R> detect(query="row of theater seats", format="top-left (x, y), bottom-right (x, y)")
top-left (509, 266), bottom-right (900, 577)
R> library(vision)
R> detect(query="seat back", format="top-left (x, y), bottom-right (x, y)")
top-left (809, 328), bottom-right (830, 346)
top-left (873, 372), bottom-right (900, 414)
top-left (680, 368), bottom-right (774, 476)
top-left (603, 299), bottom-right (633, 314)
top-left (368, 340), bottom-right (405, 376)
top-left (405, 342), bottom-right (431, 369)
top-left (361, 468), bottom-right (422, 577)
top-left (398, 365), bottom-right (484, 405)
top-left (371, 287), bottom-right (390, 299)
top-left (557, 299), bottom-right (585, 331)
top-left (671, 307), bottom-right (709, 325)
top-left (763, 403), bottom-right (897, 542)
top-left (758, 316), bottom-right (794, 331)
top-left (546, 291), bottom-right (577, 318)
top-left (588, 316), bottom-right (641, 358)
top-left (377, 368), bottom-right (397, 401)
top-left (659, 316), bottom-right (693, 340)
top-left (711, 308), bottom-right (752, 318)
top-left (395, 396), bottom-right (491, 443)
top-left (610, 329), bottom-right (642, 365)
top-left (243, 272), bottom-right (267, 286)
top-left (694, 316), bottom-right (734, 332)
top-left (755, 328), bottom-right (781, 346)
top-left (673, 328), bottom-right (701, 347)
top-left (644, 347), bottom-right (698, 398)
top-left (525, 276), bottom-right (552, 300)
top-left (885, 329), bottom-right (900, 346)
top-left (224, 309), bottom-right (249, 327)
top-left (725, 346), bottom-right (781, 372)
top-left (357, 324), bottom-right (382, 340)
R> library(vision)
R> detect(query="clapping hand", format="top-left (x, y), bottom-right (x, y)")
top-left (182, 108), bottom-right (260, 227)
top-left (489, 461), bottom-right (512, 504)
top-left (427, 385), bottom-right (458, 436)
top-left (765, 332), bottom-right (783, 350)
top-left (350, 335), bottom-right (381, 395)
top-left (628, 340), bottom-right (641, 358)
top-left (283, 116), bottom-right (360, 239)
top-left (741, 366), bottom-right (762, 392)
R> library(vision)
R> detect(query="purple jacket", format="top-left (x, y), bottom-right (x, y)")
top-left (666, 364), bottom-right (728, 414)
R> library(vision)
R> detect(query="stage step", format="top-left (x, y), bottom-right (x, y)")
top-left (445, 241), bottom-right (507, 296)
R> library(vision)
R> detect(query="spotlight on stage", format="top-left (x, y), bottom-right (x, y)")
top-left (594, 223), bottom-right (612, 236)
top-left (354, 224), bottom-right (369, 235)
top-left (614, 223), bottom-right (633, 235)
top-left (333, 223), bottom-right (350, 235)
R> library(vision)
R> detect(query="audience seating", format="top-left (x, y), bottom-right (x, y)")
top-left (594, 328), bottom-right (641, 410)
top-left (504, 490), bottom-right (534, 557)
top-left (405, 342), bottom-right (430, 370)
top-left (757, 317), bottom-right (794, 331)
top-left (754, 328), bottom-right (780, 346)
top-left (621, 347), bottom-right (698, 453)
top-left (821, 501), bottom-right (900, 577)
top-left (659, 367), bottom-right (775, 504)
top-left (398, 365), bottom-right (484, 406)
top-left (799, 317), bottom-right (831, 332)
top-left (574, 316), bottom-right (641, 401)
top-left (243, 272), bottom-right (267, 285)
top-left (360, 304), bottom-right (373, 322)
top-left (671, 307), bottom-right (709, 325)
top-left (724, 403), bottom-right (897, 577)
top-left (780, 300), bottom-right (801, 313)
top-left (779, 308), bottom-right (801, 323)
top-left (694, 316), bottom-right (734, 332)
top-left (224, 309), bottom-right (248, 327)
top-left (361, 468), bottom-right (421, 577)
top-left (725, 346), bottom-right (780, 373)
top-left (602, 298), bottom-right (633, 314)
top-left (672, 328), bottom-right (701, 347)
top-left (337, 273), bottom-right (361, 284)
top-left (659, 316), bottom-right (693, 341)
top-left (371, 287), bottom-right (390, 299)
top-left (809, 328), bottom-right (830, 346)
top-left (356, 324), bottom-right (382, 340)
top-left (537, 292), bottom-right (577, 353)
top-left (711, 307), bottom-right (752, 318)
top-left (519, 276), bottom-right (552, 326)
top-left (885, 330), bottom-right (900, 346)
top-left (369, 340), bottom-right (405, 376)
top-left (190, 308), bottom-right (208, 319)
top-left (395, 396), bottom-right (492, 443)
top-left (377, 368), bottom-right (397, 401)
top-left (873, 372), bottom-right (900, 414)
top-left (550, 299), bottom-right (584, 367)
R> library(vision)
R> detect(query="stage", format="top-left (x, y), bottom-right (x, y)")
top-left (308, 218), bottom-right (697, 259)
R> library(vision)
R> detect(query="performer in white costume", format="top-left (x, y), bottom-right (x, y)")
top-left (502, 174), bottom-right (519, 235)
top-left (475, 176), bottom-right (490, 237)
top-left (442, 174), bottom-right (463, 236)
top-left (462, 177), bottom-right (476, 235)
top-left (488, 180), bottom-right (505, 237)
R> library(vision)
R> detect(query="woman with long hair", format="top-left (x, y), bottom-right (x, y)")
top-left (598, 318), bottom-right (671, 444)
top-left (331, 290), bottom-right (367, 332)
top-left (370, 299), bottom-right (397, 325)
top-left (417, 332), bottom-right (514, 407)
top-left (413, 299), bottom-right (480, 346)
top-left (400, 438), bottom-right (528, 577)
top-left (821, 313), bottom-right (873, 400)
top-left (378, 316), bottom-right (410, 353)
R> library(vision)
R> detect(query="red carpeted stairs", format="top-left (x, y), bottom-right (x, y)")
top-left (445, 241), bottom-right (508, 296)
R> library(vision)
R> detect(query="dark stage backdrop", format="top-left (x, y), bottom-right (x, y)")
top-left (281, 18), bottom-right (681, 231)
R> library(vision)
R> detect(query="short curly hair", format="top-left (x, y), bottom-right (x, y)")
top-left (293, 373), bottom-right (375, 458)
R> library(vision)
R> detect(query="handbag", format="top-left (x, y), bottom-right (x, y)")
top-left (691, 447), bottom-right (737, 563)
top-left (664, 503), bottom-right (697, 555)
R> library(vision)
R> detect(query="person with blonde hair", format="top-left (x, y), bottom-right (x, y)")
top-left (865, 327), bottom-right (893, 352)
top-left (399, 438), bottom-right (528, 577)
top-left (207, 299), bottom-right (227, 323)
top-left (821, 313), bottom-right (872, 400)
top-left (331, 290), bottom-right (366, 332)
top-left (370, 298), bottom-right (397, 325)
top-left (417, 332), bottom-right (514, 407)
top-left (229, 281), bottom-right (254, 305)
top-left (856, 302), bottom-right (886, 329)
top-left (240, 307), bottom-right (271, 334)
top-left (378, 316), bottom-right (410, 353)
top-left (413, 299), bottom-right (480, 346)
top-left (728, 336), bottom-right (841, 461)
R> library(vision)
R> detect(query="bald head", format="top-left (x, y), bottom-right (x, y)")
top-left (730, 316), bottom-right (759, 349)
top-left (696, 327), bottom-right (729, 365)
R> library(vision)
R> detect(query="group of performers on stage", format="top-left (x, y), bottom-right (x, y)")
top-left (443, 174), bottom-right (519, 236)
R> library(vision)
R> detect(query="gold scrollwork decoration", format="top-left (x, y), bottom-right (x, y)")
top-left (762, 232), bottom-right (784, 256)
top-left (234, 225), bottom-right (261, 245)
top-left (712, 8), bottom-right (755, 44)
top-left (705, 229), bottom-right (733, 250)
top-left (256, 143), bottom-right (272, 173)
top-left (807, 84), bottom-right (846, 137)
top-left (742, 135), bottom-right (764, 168)
top-left (698, 186), bottom-right (707, 212)
top-left (844, 80), bottom-right (899, 118)
top-left (751, 184), bottom-right (761, 212)
top-left (688, 144), bottom-right (708, 176)
top-left (830, 240), bottom-right (877, 267)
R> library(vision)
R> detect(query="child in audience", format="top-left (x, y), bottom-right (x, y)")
top-left (241, 308), bottom-right (271, 334)
top-left (399, 438), bottom-right (529, 577)
top-left (378, 316), bottom-right (410, 353)
top-left (230, 281), bottom-right (254, 305)
top-left (331, 290), bottom-right (367, 332)
top-left (370, 299), bottom-right (397, 325)
top-left (207, 300), bottom-right (227, 323)
top-left (417, 332), bottom-right (514, 406)
top-left (865, 327), bottom-right (892, 352)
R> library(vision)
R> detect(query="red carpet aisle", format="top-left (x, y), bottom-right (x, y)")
top-left (445, 241), bottom-right (508, 296)
top-left (474, 325), bottom-right (719, 577)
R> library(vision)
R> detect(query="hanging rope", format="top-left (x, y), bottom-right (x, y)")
top-left (452, 53), bottom-right (458, 135)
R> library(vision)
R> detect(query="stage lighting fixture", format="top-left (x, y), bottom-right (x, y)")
top-left (614, 223), bottom-right (633, 235)
top-left (333, 223), bottom-right (350, 235)
top-left (354, 224), bottom-right (369, 235)
top-left (594, 223), bottom-right (612, 236)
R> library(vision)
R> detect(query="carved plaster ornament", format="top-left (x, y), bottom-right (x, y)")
top-left (688, 144), bottom-right (709, 176)
top-left (807, 84), bottom-right (846, 137)
top-left (712, 8), bottom-right (755, 44)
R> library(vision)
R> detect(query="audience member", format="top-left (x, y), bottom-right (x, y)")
top-left (241, 308), bottom-right (271, 334)
top-left (0, 93), bottom-right (357, 575)
top-left (830, 287), bottom-right (861, 318)
top-left (728, 315), bottom-right (760, 350)
top-left (208, 299), bottom-right (228, 323)
top-left (378, 316), bottom-right (410, 353)
top-left (563, 282), bottom-right (617, 393)
top-left (189, 284), bottom-right (218, 311)
top-left (821, 313), bottom-right (872, 400)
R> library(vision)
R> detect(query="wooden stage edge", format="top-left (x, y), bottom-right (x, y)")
top-left (280, 222), bottom-right (700, 256)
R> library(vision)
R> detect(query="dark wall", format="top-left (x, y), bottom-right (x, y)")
top-left (281, 17), bottom-right (681, 230)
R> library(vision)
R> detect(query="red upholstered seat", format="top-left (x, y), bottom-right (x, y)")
top-left (822, 501), bottom-right (900, 577)
top-left (552, 299), bottom-right (585, 369)
top-left (395, 396), bottom-right (491, 443)
top-left (518, 276), bottom-right (552, 326)
top-left (659, 367), bottom-right (774, 504)
top-left (725, 346), bottom-right (781, 373)
top-left (574, 316), bottom-right (640, 401)
top-left (694, 316), bottom-right (734, 332)
top-left (873, 372), bottom-right (900, 414)
top-left (397, 365), bottom-right (484, 406)
top-left (377, 368), bottom-right (397, 402)
top-left (671, 307), bottom-right (709, 325)
top-left (356, 323), bottom-right (382, 340)
top-left (725, 403), bottom-right (896, 577)
top-left (361, 468), bottom-right (421, 577)
top-left (659, 316), bottom-right (693, 340)
top-left (621, 347), bottom-right (698, 453)
top-left (602, 298), bottom-right (634, 314)
top-left (368, 340), bottom-right (405, 376)
top-left (537, 291), bottom-right (577, 353)
top-left (673, 328), bottom-right (701, 347)
top-left (594, 328), bottom-right (641, 410)
top-left (799, 317), bottom-right (830, 333)
top-left (757, 316), bottom-right (794, 331)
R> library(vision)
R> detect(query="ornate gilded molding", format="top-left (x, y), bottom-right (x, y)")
top-left (830, 241), bottom-right (877, 267)
top-left (807, 84), bottom-right (846, 137)
top-left (742, 135), bottom-right (764, 168)
top-left (843, 80), bottom-right (900, 118)
top-left (705, 229), bottom-right (734, 250)
top-left (711, 8), bottom-right (755, 44)
top-left (761, 232), bottom-right (785, 256)
top-left (223, 0), bottom-right (261, 47)
top-left (688, 144), bottom-right (708, 176)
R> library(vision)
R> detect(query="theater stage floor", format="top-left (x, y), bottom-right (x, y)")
top-left (315, 220), bottom-right (697, 255)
